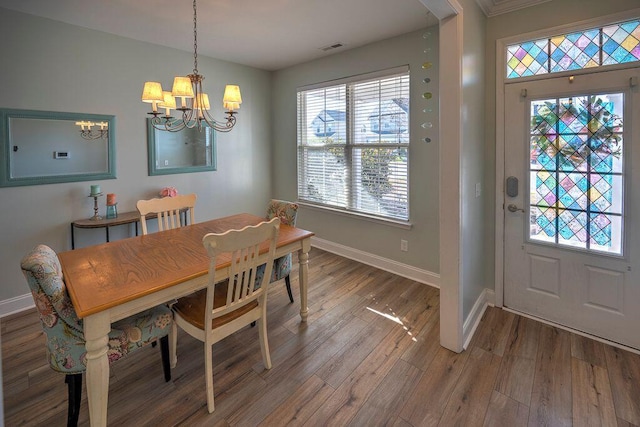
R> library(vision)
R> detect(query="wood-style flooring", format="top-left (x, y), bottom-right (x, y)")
top-left (3, 248), bottom-right (640, 426)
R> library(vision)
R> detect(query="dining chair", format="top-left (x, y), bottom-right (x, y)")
top-left (171, 217), bottom-right (280, 413)
top-left (20, 244), bottom-right (173, 427)
top-left (136, 193), bottom-right (197, 235)
top-left (265, 199), bottom-right (299, 303)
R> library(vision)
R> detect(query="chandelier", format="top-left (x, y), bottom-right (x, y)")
top-left (141, 0), bottom-right (241, 133)
top-left (75, 121), bottom-right (109, 140)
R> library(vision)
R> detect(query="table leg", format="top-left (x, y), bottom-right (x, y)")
top-left (106, 226), bottom-right (110, 242)
top-left (84, 312), bottom-right (111, 427)
top-left (71, 224), bottom-right (75, 250)
top-left (298, 238), bottom-right (311, 322)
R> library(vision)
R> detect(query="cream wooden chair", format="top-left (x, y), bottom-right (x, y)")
top-left (136, 193), bottom-right (197, 235)
top-left (171, 217), bottom-right (280, 413)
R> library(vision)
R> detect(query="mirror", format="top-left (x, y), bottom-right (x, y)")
top-left (147, 119), bottom-right (216, 176)
top-left (0, 109), bottom-right (116, 187)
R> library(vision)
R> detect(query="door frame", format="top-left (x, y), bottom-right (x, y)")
top-left (495, 9), bottom-right (640, 309)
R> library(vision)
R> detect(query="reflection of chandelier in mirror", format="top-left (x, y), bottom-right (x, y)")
top-left (75, 121), bottom-right (109, 140)
top-left (141, 0), bottom-right (241, 133)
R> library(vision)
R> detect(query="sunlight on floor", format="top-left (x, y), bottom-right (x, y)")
top-left (366, 306), bottom-right (417, 342)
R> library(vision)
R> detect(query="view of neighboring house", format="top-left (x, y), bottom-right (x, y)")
top-left (311, 109), bottom-right (346, 139)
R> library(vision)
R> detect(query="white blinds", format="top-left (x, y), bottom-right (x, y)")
top-left (297, 69), bottom-right (410, 221)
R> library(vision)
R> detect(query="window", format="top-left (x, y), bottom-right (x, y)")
top-left (296, 68), bottom-right (410, 221)
top-left (507, 19), bottom-right (640, 79)
top-left (529, 93), bottom-right (624, 254)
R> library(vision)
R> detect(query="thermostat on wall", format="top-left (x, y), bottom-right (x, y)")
top-left (54, 151), bottom-right (70, 159)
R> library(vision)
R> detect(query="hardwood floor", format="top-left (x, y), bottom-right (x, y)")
top-left (3, 248), bottom-right (640, 426)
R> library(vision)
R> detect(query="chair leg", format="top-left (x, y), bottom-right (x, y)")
top-left (65, 374), bottom-right (82, 427)
top-left (205, 342), bottom-right (215, 413)
top-left (170, 320), bottom-right (178, 368)
top-left (159, 335), bottom-right (171, 382)
top-left (285, 275), bottom-right (294, 303)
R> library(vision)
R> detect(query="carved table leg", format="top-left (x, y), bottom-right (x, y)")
top-left (84, 312), bottom-right (111, 427)
top-left (298, 238), bottom-right (311, 322)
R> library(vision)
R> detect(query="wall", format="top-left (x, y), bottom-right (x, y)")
top-left (0, 8), bottom-right (272, 306)
top-left (459, 0), bottom-right (487, 320)
top-left (271, 27), bottom-right (441, 275)
top-left (483, 0), bottom-right (640, 295)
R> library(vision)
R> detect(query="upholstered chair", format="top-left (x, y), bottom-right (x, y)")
top-left (20, 244), bottom-right (173, 427)
top-left (265, 199), bottom-right (299, 302)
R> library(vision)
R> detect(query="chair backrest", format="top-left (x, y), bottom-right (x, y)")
top-left (137, 193), bottom-right (197, 235)
top-left (20, 244), bottom-right (86, 374)
top-left (266, 199), bottom-right (299, 281)
top-left (266, 199), bottom-right (299, 226)
top-left (202, 217), bottom-right (280, 326)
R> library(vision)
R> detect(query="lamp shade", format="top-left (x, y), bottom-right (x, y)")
top-left (159, 91), bottom-right (176, 109)
top-left (195, 93), bottom-right (210, 110)
top-left (172, 77), bottom-right (195, 99)
top-left (223, 85), bottom-right (242, 111)
top-left (141, 82), bottom-right (164, 103)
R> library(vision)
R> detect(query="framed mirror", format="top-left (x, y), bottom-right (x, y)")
top-left (147, 119), bottom-right (216, 176)
top-left (0, 108), bottom-right (116, 187)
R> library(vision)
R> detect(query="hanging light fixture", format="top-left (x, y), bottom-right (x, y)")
top-left (141, 0), bottom-right (242, 133)
top-left (75, 121), bottom-right (109, 140)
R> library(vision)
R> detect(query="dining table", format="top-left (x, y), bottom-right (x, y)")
top-left (57, 212), bottom-right (314, 427)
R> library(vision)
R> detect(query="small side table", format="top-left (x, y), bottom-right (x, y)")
top-left (70, 209), bottom-right (188, 249)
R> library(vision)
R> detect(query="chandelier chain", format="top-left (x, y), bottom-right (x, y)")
top-left (193, 0), bottom-right (198, 74)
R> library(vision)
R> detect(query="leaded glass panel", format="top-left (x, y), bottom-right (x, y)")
top-left (507, 19), bottom-right (640, 79)
top-left (528, 93), bottom-right (624, 254)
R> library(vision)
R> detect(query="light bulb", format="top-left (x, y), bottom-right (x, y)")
top-left (421, 122), bottom-right (433, 129)
top-left (422, 31), bottom-right (431, 39)
top-left (424, 137), bottom-right (432, 143)
top-left (423, 77), bottom-right (431, 83)
top-left (422, 92), bottom-right (432, 99)
top-left (422, 62), bottom-right (432, 69)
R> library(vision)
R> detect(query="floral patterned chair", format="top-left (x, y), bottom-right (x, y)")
top-left (20, 244), bottom-right (173, 427)
top-left (265, 199), bottom-right (299, 302)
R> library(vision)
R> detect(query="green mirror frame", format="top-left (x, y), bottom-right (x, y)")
top-left (0, 108), bottom-right (116, 187)
top-left (147, 119), bottom-right (217, 176)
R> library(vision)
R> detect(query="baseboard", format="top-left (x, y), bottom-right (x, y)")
top-left (0, 293), bottom-right (34, 318)
top-left (463, 288), bottom-right (495, 349)
top-left (311, 237), bottom-right (440, 288)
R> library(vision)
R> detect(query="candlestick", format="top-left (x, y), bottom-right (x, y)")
top-left (88, 193), bottom-right (103, 220)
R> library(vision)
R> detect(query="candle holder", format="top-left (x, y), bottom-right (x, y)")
top-left (89, 193), bottom-right (103, 220)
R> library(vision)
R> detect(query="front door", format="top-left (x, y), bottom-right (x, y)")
top-left (503, 67), bottom-right (640, 350)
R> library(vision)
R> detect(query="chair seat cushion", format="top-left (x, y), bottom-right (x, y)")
top-left (172, 283), bottom-right (258, 330)
top-left (109, 304), bottom-right (172, 362)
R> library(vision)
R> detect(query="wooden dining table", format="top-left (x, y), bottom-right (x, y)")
top-left (57, 213), bottom-right (314, 427)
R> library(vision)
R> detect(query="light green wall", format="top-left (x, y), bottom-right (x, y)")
top-left (459, 0), bottom-right (488, 319)
top-left (482, 0), bottom-right (640, 293)
top-left (0, 8), bottom-right (272, 302)
top-left (272, 28), bottom-right (441, 273)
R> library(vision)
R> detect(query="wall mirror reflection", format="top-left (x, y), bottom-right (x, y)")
top-left (147, 119), bottom-right (216, 176)
top-left (0, 109), bottom-right (116, 187)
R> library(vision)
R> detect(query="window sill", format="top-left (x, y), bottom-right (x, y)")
top-left (297, 202), bottom-right (413, 230)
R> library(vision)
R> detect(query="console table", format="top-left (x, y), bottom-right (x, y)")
top-left (71, 209), bottom-right (188, 249)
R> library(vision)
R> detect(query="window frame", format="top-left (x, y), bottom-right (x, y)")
top-left (296, 66), bottom-right (411, 223)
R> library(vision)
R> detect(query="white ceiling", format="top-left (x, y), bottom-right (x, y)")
top-left (0, 0), bottom-right (550, 71)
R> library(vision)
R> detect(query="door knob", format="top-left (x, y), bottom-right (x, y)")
top-left (507, 204), bottom-right (525, 213)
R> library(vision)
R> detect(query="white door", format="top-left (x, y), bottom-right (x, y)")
top-left (504, 68), bottom-right (640, 350)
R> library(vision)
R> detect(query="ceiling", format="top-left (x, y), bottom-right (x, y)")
top-left (0, 0), bottom-right (550, 71)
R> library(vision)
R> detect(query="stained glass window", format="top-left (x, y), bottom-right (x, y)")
top-left (507, 19), bottom-right (640, 79)
top-left (529, 93), bottom-right (624, 254)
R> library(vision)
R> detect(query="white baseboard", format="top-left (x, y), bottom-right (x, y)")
top-left (463, 288), bottom-right (495, 350)
top-left (0, 293), bottom-right (34, 318)
top-left (311, 237), bottom-right (440, 288)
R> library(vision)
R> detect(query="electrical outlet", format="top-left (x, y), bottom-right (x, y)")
top-left (400, 239), bottom-right (408, 252)
top-left (164, 160), bottom-right (169, 166)
top-left (475, 182), bottom-right (481, 197)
